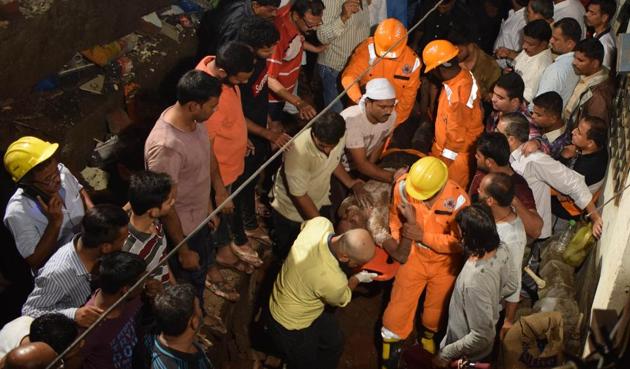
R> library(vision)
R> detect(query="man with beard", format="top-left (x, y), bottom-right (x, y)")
top-left (564, 38), bottom-right (615, 125)
top-left (196, 42), bottom-right (261, 301)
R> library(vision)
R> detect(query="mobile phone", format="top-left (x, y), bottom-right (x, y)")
top-left (19, 184), bottom-right (52, 204)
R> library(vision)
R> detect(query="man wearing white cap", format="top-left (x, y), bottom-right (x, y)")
top-left (340, 78), bottom-right (400, 184)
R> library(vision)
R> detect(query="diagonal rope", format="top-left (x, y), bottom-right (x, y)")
top-left (45, 2), bottom-right (445, 368)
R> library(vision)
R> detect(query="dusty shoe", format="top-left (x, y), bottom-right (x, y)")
top-left (205, 279), bottom-right (240, 302)
top-left (245, 226), bottom-right (272, 245)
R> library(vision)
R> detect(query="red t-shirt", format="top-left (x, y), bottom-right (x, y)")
top-left (268, 4), bottom-right (304, 103)
top-left (196, 56), bottom-right (248, 186)
top-left (469, 170), bottom-right (537, 210)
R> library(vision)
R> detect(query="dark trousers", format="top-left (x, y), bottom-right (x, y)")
top-left (267, 310), bottom-right (344, 369)
top-left (213, 185), bottom-right (248, 247)
top-left (271, 209), bottom-right (302, 260)
top-left (237, 138), bottom-right (270, 230)
top-left (168, 227), bottom-right (212, 305)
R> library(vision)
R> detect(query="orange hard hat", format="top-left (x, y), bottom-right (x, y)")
top-left (374, 18), bottom-right (408, 59)
top-left (422, 39), bottom-right (459, 72)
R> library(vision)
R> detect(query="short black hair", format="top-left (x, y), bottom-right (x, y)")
top-left (216, 41), bottom-right (256, 77)
top-left (501, 112), bottom-right (531, 143)
top-left (575, 38), bottom-right (605, 64)
top-left (516, 0), bottom-right (529, 7)
top-left (456, 203), bottom-right (500, 257)
top-left (311, 111), bottom-right (346, 145)
top-left (484, 172), bottom-right (515, 207)
top-left (533, 91), bottom-right (563, 118)
top-left (581, 115), bottom-right (608, 148)
top-left (128, 171), bottom-right (173, 215)
top-left (447, 25), bottom-right (477, 46)
top-left (495, 72), bottom-right (525, 100)
top-left (529, 0), bottom-right (554, 20)
top-left (292, 0), bottom-right (325, 17)
top-left (239, 16), bottom-right (280, 50)
top-left (590, 0), bottom-right (618, 21)
top-left (29, 314), bottom-right (78, 354)
top-left (523, 19), bottom-right (552, 42)
top-left (553, 17), bottom-right (582, 44)
top-left (476, 133), bottom-right (510, 166)
top-left (154, 284), bottom-right (197, 336)
top-left (98, 251), bottom-right (146, 295)
top-left (253, 0), bottom-right (281, 6)
top-left (176, 70), bottom-right (222, 105)
top-left (81, 204), bottom-right (129, 248)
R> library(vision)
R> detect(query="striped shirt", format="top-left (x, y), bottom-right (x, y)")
top-left (316, 0), bottom-right (370, 71)
top-left (22, 237), bottom-right (91, 319)
top-left (123, 220), bottom-right (169, 283)
top-left (145, 335), bottom-right (214, 369)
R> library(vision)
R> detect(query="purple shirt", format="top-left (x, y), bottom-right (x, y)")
top-left (81, 294), bottom-right (142, 369)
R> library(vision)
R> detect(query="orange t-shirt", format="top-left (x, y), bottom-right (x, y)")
top-left (196, 56), bottom-right (248, 186)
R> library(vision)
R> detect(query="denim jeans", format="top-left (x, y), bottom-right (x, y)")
top-left (317, 64), bottom-right (343, 113)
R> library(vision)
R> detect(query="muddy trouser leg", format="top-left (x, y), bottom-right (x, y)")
top-left (521, 237), bottom-right (549, 300)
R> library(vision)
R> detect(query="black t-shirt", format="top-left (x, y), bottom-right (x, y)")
top-left (241, 57), bottom-right (271, 147)
top-left (552, 149), bottom-right (608, 219)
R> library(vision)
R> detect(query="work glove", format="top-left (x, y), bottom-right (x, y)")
top-left (354, 271), bottom-right (379, 283)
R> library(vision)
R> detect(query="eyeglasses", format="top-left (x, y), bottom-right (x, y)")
top-left (32, 170), bottom-right (60, 187)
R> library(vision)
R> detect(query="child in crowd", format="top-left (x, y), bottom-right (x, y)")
top-left (124, 171), bottom-right (175, 292)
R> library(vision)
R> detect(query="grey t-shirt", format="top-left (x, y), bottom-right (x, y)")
top-left (440, 244), bottom-right (518, 361)
top-left (497, 217), bottom-right (527, 303)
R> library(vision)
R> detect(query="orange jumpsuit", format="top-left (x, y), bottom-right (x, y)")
top-left (382, 176), bottom-right (469, 338)
top-left (341, 38), bottom-right (421, 125)
top-left (431, 69), bottom-right (483, 189)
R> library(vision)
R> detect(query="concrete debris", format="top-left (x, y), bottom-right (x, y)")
top-left (18, 0), bottom-right (53, 18)
top-left (79, 74), bottom-right (104, 95)
top-left (160, 22), bottom-right (180, 43)
top-left (160, 5), bottom-right (184, 16)
top-left (141, 12), bottom-right (162, 28)
top-left (80, 166), bottom-right (108, 191)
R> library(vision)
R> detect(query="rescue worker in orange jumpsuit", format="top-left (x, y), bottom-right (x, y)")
top-left (380, 157), bottom-right (470, 368)
top-left (341, 18), bottom-right (421, 126)
top-left (423, 40), bottom-right (483, 189)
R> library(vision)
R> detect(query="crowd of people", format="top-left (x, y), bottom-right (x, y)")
top-left (0, 0), bottom-right (622, 368)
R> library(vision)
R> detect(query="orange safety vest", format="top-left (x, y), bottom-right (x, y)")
top-left (341, 38), bottom-right (422, 125)
top-left (389, 176), bottom-right (470, 260)
top-left (431, 69), bottom-right (483, 188)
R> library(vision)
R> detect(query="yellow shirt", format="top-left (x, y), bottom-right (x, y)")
top-left (269, 217), bottom-right (352, 330)
top-left (271, 128), bottom-right (345, 222)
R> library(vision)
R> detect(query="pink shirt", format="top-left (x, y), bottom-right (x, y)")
top-left (144, 107), bottom-right (211, 235)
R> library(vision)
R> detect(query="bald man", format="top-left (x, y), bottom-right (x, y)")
top-left (267, 216), bottom-right (376, 369)
top-left (3, 342), bottom-right (57, 369)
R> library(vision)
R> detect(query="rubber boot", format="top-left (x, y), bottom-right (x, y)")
top-left (420, 329), bottom-right (436, 354)
top-left (381, 338), bottom-right (404, 369)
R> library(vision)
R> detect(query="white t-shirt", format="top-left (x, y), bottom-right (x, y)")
top-left (340, 105), bottom-right (396, 171)
top-left (496, 217), bottom-right (527, 303)
top-left (0, 316), bottom-right (33, 359)
top-left (514, 49), bottom-right (553, 103)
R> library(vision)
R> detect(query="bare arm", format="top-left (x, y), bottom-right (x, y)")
top-left (23, 195), bottom-right (63, 270)
top-left (512, 197), bottom-right (543, 240)
top-left (290, 194), bottom-right (320, 220)
top-left (348, 147), bottom-right (394, 183)
top-left (79, 188), bottom-right (94, 209)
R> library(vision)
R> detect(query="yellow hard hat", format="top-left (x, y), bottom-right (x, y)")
top-left (405, 157), bottom-right (448, 200)
top-left (422, 39), bottom-right (459, 72)
top-left (374, 18), bottom-right (408, 59)
top-left (3, 136), bottom-right (59, 182)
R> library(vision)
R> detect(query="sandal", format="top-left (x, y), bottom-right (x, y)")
top-left (205, 279), bottom-right (240, 302)
top-left (230, 242), bottom-right (263, 267)
top-left (245, 226), bottom-right (272, 245)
